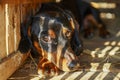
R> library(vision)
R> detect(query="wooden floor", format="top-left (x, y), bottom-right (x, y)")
top-left (8, 2), bottom-right (120, 80)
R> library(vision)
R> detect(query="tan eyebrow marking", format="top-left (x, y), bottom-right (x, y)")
top-left (62, 27), bottom-right (72, 38)
top-left (48, 29), bottom-right (56, 38)
top-left (62, 27), bottom-right (68, 34)
top-left (69, 18), bottom-right (75, 30)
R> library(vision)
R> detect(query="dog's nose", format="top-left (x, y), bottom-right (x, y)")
top-left (68, 61), bottom-right (79, 70)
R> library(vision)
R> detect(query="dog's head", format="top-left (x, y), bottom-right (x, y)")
top-left (30, 11), bottom-right (83, 71)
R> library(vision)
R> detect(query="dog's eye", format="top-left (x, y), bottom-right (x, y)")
top-left (41, 35), bottom-right (51, 43)
top-left (65, 31), bottom-right (72, 39)
top-left (62, 27), bottom-right (72, 39)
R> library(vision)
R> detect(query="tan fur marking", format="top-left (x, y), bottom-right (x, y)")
top-left (33, 41), bottom-right (43, 55)
top-left (48, 29), bottom-right (56, 38)
top-left (62, 27), bottom-right (72, 39)
top-left (69, 18), bottom-right (75, 30)
top-left (27, 26), bottom-right (31, 37)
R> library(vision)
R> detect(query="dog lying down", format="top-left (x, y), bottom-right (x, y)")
top-left (19, 1), bottom-right (111, 77)
top-left (19, 3), bottom-right (83, 76)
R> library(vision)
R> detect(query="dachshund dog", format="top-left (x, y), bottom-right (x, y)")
top-left (19, 3), bottom-right (83, 76)
top-left (57, 0), bottom-right (111, 39)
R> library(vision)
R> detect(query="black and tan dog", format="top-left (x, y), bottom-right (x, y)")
top-left (19, 3), bottom-right (83, 76)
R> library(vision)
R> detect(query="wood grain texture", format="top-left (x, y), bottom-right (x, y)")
top-left (0, 52), bottom-right (29, 80)
top-left (0, 0), bottom-right (57, 4)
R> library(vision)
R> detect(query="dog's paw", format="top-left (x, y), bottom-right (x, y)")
top-left (38, 58), bottom-right (60, 77)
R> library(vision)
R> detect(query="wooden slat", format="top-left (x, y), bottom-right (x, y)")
top-left (0, 52), bottom-right (29, 80)
top-left (7, 5), bottom-right (21, 55)
top-left (0, 3), bottom-right (40, 79)
top-left (0, 5), bottom-right (6, 59)
top-left (8, 5), bottom-right (15, 55)
top-left (92, 0), bottom-right (120, 3)
top-left (0, 0), bottom-right (59, 4)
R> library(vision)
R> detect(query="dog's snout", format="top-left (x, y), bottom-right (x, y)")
top-left (68, 61), bottom-right (79, 70)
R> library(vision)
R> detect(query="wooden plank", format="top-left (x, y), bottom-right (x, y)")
top-left (0, 0), bottom-right (60, 4)
top-left (0, 52), bottom-right (29, 80)
top-left (8, 5), bottom-right (15, 55)
top-left (7, 5), bottom-right (21, 55)
top-left (0, 3), bottom-right (40, 80)
top-left (0, 4), bottom-right (6, 59)
top-left (0, 3), bottom-right (41, 80)
top-left (92, 0), bottom-right (120, 3)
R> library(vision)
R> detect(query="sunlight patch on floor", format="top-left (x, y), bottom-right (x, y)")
top-left (94, 72), bottom-right (109, 80)
top-left (65, 71), bottom-right (83, 80)
top-left (103, 63), bottom-right (111, 72)
top-left (100, 13), bottom-right (115, 19)
top-left (91, 2), bottom-right (116, 9)
top-left (49, 72), bottom-right (69, 80)
top-left (90, 63), bottom-right (99, 71)
top-left (109, 47), bottom-right (120, 55)
top-left (111, 41), bottom-right (117, 46)
top-left (98, 46), bottom-right (112, 58)
top-left (116, 31), bottom-right (120, 37)
top-left (113, 72), bottom-right (120, 80)
top-left (80, 72), bottom-right (95, 80)
top-left (104, 41), bottom-right (110, 46)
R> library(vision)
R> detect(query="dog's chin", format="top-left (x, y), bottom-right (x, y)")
top-left (56, 59), bottom-right (79, 72)
top-left (59, 65), bottom-right (79, 72)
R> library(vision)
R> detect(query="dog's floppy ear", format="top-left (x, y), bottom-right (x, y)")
top-left (64, 10), bottom-right (83, 55)
top-left (70, 20), bottom-right (83, 56)
top-left (18, 18), bottom-right (32, 54)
